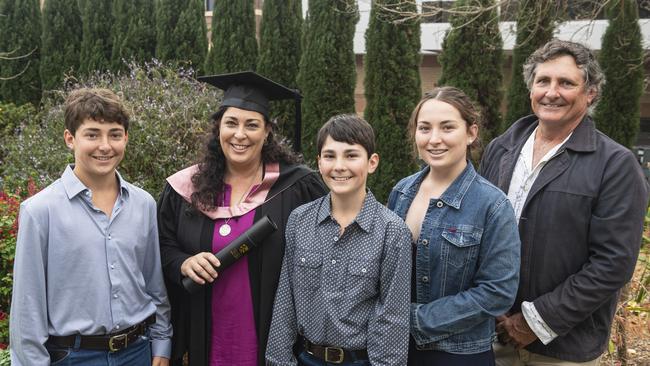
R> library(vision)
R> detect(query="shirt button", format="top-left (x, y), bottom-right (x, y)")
top-left (331, 259), bottom-right (336, 265)
top-left (113, 294), bottom-right (118, 298)
top-left (107, 235), bottom-right (112, 240)
top-left (115, 325), bottom-right (120, 330)
top-left (333, 236), bottom-right (339, 242)
top-left (110, 264), bottom-right (115, 269)
top-left (422, 276), bottom-right (429, 283)
top-left (422, 239), bottom-right (428, 246)
top-left (361, 268), bottom-right (367, 273)
top-left (301, 257), bottom-right (306, 263)
top-left (436, 201), bottom-right (444, 208)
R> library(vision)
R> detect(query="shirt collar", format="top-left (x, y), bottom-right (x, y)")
top-left (316, 191), bottom-right (379, 233)
top-left (62, 165), bottom-right (129, 200)
top-left (437, 162), bottom-right (477, 210)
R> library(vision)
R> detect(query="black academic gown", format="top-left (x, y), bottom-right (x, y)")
top-left (157, 162), bottom-right (327, 366)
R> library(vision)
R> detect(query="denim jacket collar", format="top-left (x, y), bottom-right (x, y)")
top-left (396, 162), bottom-right (477, 210)
top-left (316, 191), bottom-right (378, 233)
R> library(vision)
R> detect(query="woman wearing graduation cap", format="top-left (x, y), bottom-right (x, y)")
top-left (157, 71), bottom-right (327, 366)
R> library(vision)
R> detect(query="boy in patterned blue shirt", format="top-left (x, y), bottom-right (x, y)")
top-left (266, 114), bottom-right (412, 366)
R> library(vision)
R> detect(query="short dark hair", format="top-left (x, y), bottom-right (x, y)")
top-left (64, 88), bottom-right (130, 135)
top-left (317, 114), bottom-right (376, 157)
top-left (523, 38), bottom-right (604, 109)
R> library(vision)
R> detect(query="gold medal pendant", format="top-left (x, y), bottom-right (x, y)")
top-left (219, 223), bottom-right (232, 237)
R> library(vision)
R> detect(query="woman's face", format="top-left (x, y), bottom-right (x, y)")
top-left (219, 107), bottom-right (270, 170)
top-left (414, 99), bottom-right (477, 176)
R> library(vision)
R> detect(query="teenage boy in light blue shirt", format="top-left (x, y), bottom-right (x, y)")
top-left (10, 88), bottom-right (172, 366)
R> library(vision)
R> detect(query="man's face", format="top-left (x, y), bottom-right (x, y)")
top-left (530, 55), bottom-right (596, 129)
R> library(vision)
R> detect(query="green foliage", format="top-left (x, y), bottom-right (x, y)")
top-left (205, 0), bottom-right (258, 74)
top-left (0, 0), bottom-right (42, 106)
top-left (298, 0), bottom-right (358, 163)
top-left (594, 0), bottom-right (644, 148)
top-left (40, 0), bottom-right (82, 91)
top-left (111, 0), bottom-right (156, 72)
top-left (438, 0), bottom-right (503, 145)
top-left (257, 0), bottom-right (302, 143)
top-left (0, 349), bottom-right (8, 365)
top-left (79, 0), bottom-right (113, 75)
top-left (156, 0), bottom-right (207, 74)
top-left (0, 102), bottom-right (36, 177)
top-left (0, 183), bottom-right (39, 350)
top-left (503, 0), bottom-right (554, 131)
top-left (364, 0), bottom-right (421, 202)
top-left (1, 62), bottom-right (222, 197)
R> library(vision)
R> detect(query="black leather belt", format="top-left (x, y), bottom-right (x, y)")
top-left (303, 337), bottom-right (368, 364)
top-left (47, 314), bottom-right (155, 352)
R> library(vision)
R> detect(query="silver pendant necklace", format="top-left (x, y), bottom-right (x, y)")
top-left (219, 220), bottom-right (232, 236)
top-left (218, 163), bottom-right (262, 237)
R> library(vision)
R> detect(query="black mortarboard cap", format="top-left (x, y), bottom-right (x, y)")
top-left (198, 71), bottom-right (304, 152)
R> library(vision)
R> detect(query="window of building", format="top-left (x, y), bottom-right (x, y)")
top-left (421, 1), bottom-right (454, 23)
top-left (640, 0), bottom-right (650, 19)
top-left (559, 0), bottom-right (606, 20)
top-left (500, 0), bottom-right (518, 21)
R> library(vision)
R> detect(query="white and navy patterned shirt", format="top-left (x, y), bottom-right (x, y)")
top-left (265, 191), bottom-right (412, 366)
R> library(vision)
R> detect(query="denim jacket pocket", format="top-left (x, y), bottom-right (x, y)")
top-left (346, 259), bottom-right (379, 299)
top-left (294, 250), bottom-right (323, 290)
top-left (440, 225), bottom-right (482, 268)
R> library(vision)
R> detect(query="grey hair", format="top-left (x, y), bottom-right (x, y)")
top-left (523, 38), bottom-right (605, 112)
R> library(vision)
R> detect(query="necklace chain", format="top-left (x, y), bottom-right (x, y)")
top-left (219, 163), bottom-right (263, 236)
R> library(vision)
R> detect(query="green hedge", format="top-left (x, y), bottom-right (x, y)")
top-left (2, 62), bottom-right (222, 198)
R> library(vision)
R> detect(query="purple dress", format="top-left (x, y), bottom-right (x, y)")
top-left (208, 184), bottom-right (258, 366)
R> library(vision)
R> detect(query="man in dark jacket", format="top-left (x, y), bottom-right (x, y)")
top-left (480, 38), bottom-right (649, 365)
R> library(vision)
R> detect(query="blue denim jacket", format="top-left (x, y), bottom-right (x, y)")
top-left (387, 162), bottom-right (520, 354)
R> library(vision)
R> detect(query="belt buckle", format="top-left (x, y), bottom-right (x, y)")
top-left (108, 333), bottom-right (128, 352)
top-left (324, 346), bottom-right (344, 364)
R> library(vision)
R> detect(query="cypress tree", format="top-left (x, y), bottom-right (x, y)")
top-left (79, 0), bottom-right (113, 75)
top-left (364, 0), bottom-right (421, 202)
top-left (298, 0), bottom-right (358, 162)
top-left (205, 0), bottom-right (257, 74)
top-left (172, 0), bottom-right (207, 74)
top-left (594, 0), bottom-right (644, 148)
top-left (502, 0), bottom-right (554, 131)
top-left (257, 0), bottom-right (302, 142)
top-left (40, 0), bottom-right (82, 91)
top-left (156, 0), bottom-right (207, 73)
top-left (438, 0), bottom-right (503, 145)
top-left (0, 0), bottom-right (41, 105)
top-left (111, 0), bottom-right (156, 72)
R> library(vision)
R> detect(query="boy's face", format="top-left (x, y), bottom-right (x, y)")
top-left (317, 136), bottom-right (378, 199)
top-left (64, 119), bottom-right (128, 184)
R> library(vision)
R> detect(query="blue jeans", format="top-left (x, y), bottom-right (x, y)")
top-left (297, 350), bottom-right (370, 366)
top-left (45, 332), bottom-right (152, 366)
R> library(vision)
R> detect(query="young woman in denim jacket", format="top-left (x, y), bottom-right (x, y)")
top-left (387, 87), bottom-right (520, 365)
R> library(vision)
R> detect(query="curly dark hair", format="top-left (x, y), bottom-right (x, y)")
top-left (190, 107), bottom-right (301, 210)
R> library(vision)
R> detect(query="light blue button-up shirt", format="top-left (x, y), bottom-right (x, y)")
top-left (10, 165), bottom-right (172, 365)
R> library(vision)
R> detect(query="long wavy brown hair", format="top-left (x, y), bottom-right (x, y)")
top-left (190, 107), bottom-right (300, 210)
